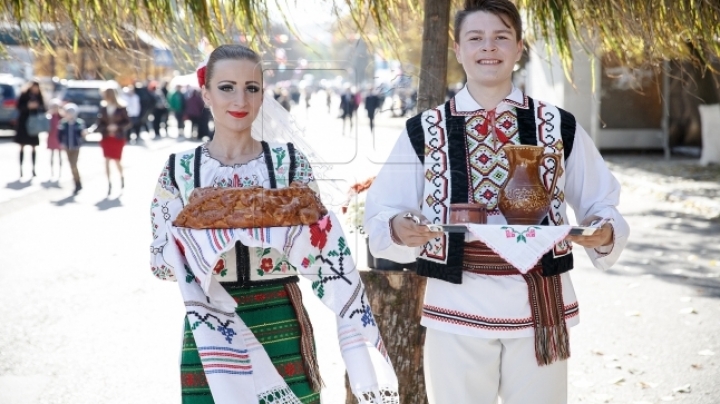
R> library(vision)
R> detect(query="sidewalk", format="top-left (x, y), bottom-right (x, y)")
top-left (604, 155), bottom-right (720, 219)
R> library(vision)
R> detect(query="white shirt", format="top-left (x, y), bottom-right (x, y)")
top-left (364, 86), bottom-right (629, 339)
top-left (123, 92), bottom-right (141, 117)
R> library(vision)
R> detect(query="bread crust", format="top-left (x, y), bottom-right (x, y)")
top-left (173, 182), bottom-right (328, 229)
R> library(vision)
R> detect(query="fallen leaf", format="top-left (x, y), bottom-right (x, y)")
top-left (679, 307), bottom-right (698, 314)
top-left (605, 363), bottom-right (622, 369)
top-left (625, 311), bottom-right (642, 317)
top-left (698, 350), bottom-right (715, 356)
top-left (609, 377), bottom-right (625, 385)
top-left (673, 384), bottom-right (691, 393)
top-left (637, 381), bottom-right (659, 389)
top-left (627, 368), bottom-right (644, 375)
top-left (591, 350), bottom-right (604, 356)
top-left (691, 364), bottom-right (703, 369)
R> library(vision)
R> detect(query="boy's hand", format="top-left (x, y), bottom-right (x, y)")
top-left (565, 215), bottom-right (614, 248)
top-left (390, 211), bottom-right (444, 247)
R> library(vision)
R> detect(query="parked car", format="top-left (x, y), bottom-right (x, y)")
top-left (0, 74), bottom-right (23, 130)
top-left (59, 80), bottom-right (119, 128)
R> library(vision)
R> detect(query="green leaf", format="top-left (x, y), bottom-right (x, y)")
top-left (256, 269), bottom-right (264, 276)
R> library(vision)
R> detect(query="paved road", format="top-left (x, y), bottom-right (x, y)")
top-left (0, 98), bottom-right (718, 404)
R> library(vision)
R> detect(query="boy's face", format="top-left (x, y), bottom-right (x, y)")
top-left (454, 11), bottom-right (523, 89)
top-left (65, 110), bottom-right (77, 120)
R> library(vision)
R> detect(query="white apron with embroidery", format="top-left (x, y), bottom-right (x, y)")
top-left (150, 144), bottom-right (399, 403)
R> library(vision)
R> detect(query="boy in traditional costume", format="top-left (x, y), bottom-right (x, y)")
top-left (364, 1), bottom-right (629, 403)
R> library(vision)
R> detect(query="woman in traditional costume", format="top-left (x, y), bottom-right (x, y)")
top-left (149, 44), bottom-right (399, 404)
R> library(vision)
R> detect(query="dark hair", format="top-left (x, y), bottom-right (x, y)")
top-left (205, 44), bottom-right (262, 86)
top-left (454, 0), bottom-right (523, 43)
top-left (22, 80), bottom-right (41, 94)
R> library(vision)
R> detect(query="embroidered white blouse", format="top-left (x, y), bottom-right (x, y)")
top-left (149, 144), bottom-right (316, 282)
top-left (364, 86), bottom-right (630, 339)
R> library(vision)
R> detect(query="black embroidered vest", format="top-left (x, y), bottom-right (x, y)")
top-left (406, 97), bottom-right (576, 284)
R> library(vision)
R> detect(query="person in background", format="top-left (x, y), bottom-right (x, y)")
top-left (136, 81), bottom-right (156, 136)
top-left (339, 87), bottom-right (356, 134)
top-left (278, 88), bottom-right (292, 111)
top-left (198, 100), bottom-right (213, 140)
top-left (14, 80), bottom-right (46, 178)
top-left (149, 81), bottom-right (169, 138)
top-left (46, 98), bottom-right (63, 180)
top-left (325, 87), bottom-right (332, 113)
top-left (184, 88), bottom-right (204, 139)
top-left (57, 103), bottom-right (87, 194)
top-left (97, 87), bottom-right (131, 196)
top-left (122, 86), bottom-right (142, 142)
top-left (167, 85), bottom-right (185, 136)
top-left (364, 89), bottom-right (381, 135)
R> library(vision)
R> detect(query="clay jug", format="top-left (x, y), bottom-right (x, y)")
top-left (498, 145), bottom-right (561, 225)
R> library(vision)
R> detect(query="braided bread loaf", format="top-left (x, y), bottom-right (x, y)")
top-left (173, 182), bottom-right (328, 229)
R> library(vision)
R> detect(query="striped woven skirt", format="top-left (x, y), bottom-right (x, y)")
top-left (180, 282), bottom-right (322, 403)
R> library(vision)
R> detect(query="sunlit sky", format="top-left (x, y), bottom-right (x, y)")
top-left (269, 1), bottom-right (344, 44)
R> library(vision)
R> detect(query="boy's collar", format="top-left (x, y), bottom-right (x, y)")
top-left (450, 85), bottom-right (529, 116)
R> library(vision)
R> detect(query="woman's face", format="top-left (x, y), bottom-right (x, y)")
top-left (103, 89), bottom-right (116, 105)
top-left (202, 59), bottom-right (263, 136)
top-left (29, 84), bottom-right (40, 94)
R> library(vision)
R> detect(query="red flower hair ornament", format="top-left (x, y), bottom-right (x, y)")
top-left (196, 57), bottom-right (209, 88)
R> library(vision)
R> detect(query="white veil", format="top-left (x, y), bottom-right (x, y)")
top-left (251, 91), bottom-right (345, 209)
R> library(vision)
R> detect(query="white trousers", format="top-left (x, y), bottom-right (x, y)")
top-left (424, 328), bottom-right (567, 404)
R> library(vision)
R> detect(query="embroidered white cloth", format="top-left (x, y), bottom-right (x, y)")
top-left (165, 212), bottom-right (399, 404)
top-left (463, 224), bottom-right (573, 273)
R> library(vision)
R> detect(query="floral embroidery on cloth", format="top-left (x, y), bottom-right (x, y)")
top-left (460, 224), bottom-right (573, 272)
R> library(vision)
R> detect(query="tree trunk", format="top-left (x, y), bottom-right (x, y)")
top-left (345, 269), bottom-right (428, 404)
top-left (344, 2), bottom-right (452, 403)
top-left (416, 0), bottom-right (452, 111)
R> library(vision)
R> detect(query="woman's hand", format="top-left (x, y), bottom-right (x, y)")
top-left (390, 210), bottom-right (444, 247)
top-left (565, 215), bottom-right (614, 248)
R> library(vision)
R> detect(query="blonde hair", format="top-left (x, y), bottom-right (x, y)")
top-left (100, 87), bottom-right (126, 108)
